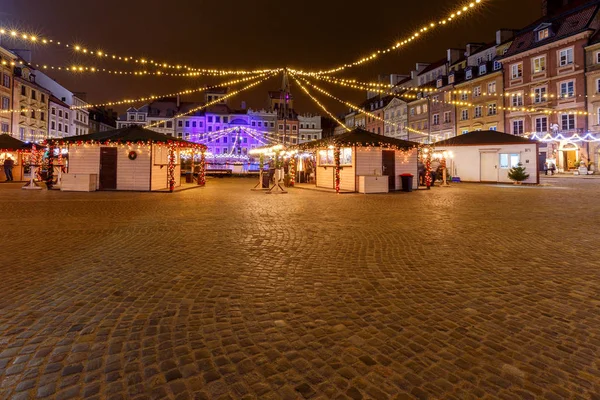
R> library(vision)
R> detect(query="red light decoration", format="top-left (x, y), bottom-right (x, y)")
top-left (334, 146), bottom-right (341, 194)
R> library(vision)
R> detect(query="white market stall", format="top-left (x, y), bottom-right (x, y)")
top-left (296, 129), bottom-right (419, 193)
top-left (434, 130), bottom-right (539, 184)
top-left (0, 134), bottom-right (31, 182)
top-left (54, 125), bottom-right (207, 192)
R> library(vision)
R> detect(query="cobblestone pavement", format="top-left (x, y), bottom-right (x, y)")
top-left (1, 178), bottom-right (600, 400)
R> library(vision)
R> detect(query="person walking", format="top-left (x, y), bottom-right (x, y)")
top-left (3, 156), bottom-right (14, 181)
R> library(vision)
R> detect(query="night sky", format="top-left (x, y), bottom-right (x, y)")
top-left (0, 0), bottom-right (542, 116)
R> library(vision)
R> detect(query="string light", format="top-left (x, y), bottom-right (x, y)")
top-left (289, 73), bottom-right (350, 132)
top-left (144, 73), bottom-right (275, 129)
top-left (0, 27), bottom-right (275, 75)
top-left (30, 62), bottom-right (275, 77)
top-left (291, 0), bottom-right (484, 75)
top-left (69, 73), bottom-right (270, 110)
top-left (295, 75), bottom-right (428, 137)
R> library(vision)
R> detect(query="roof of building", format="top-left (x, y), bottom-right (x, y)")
top-left (434, 130), bottom-right (537, 146)
top-left (49, 95), bottom-right (70, 108)
top-left (0, 134), bottom-right (32, 151)
top-left (296, 128), bottom-right (418, 150)
top-left (503, 1), bottom-right (600, 58)
top-left (54, 125), bottom-right (205, 148)
top-left (417, 58), bottom-right (448, 76)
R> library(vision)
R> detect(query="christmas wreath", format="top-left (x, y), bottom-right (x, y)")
top-left (128, 151), bottom-right (137, 160)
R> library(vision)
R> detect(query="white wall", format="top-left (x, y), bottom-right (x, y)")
top-left (68, 146), bottom-right (100, 190)
top-left (355, 148), bottom-right (383, 176)
top-left (150, 146), bottom-right (182, 191)
top-left (436, 143), bottom-right (538, 184)
top-left (395, 150), bottom-right (419, 190)
top-left (116, 146), bottom-right (151, 191)
top-left (316, 166), bottom-right (334, 189)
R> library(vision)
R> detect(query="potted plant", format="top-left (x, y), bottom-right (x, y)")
top-left (508, 163), bottom-right (530, 185)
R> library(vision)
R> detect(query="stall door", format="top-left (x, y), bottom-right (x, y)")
top-left (99, 147), bottom-right (118, 190)
top-left (480, 152), bottom-right (497, 182)
top-left (382, 150), bottom-right (396, 190)
top-left (538, 152), bottom-right (547, 171)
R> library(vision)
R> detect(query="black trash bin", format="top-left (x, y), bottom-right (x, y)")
top-left (262, 172), bottom-right (270, 188)
top-left (400, 173), bottom-right (413, 192)
top-left (185, 172), bottom-right (193, 183)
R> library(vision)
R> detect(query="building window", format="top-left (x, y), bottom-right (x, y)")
top-left (512, 120), bottom-right (524, 135)
top-left (488, 82), bottom-right (496, 94)
top-left (500, 153), bottom-right (520, 169)
top-left (258, 121), bottom-right (262, 127)
top-left (2, 74), bottom-right (10, 88)
top-left (489, 126), bottom-right (497, 131)
top-left (1, 97), bottom-right (8, 110)
top-left (444, 111), bottom-right (451, 123)
top-left (561, 114), bottom-right (575, 130)
top-left (462, 129), bottom-right (469, 135)
top-left (58, 110), bottom-right (63, 118)
top-left (410, 108), bottom-right (415, 116)
top-left (534, 87), bottom-right (547, 103)
top-left (559, 48), bottom-right (574, 66)
top-left (65, 125), bottom-right (68, 134)
top-left (278, 124), bottom-right (283, 130)
top-left (465, 69), bottom-right (472, 80)
top-left (185, 121), bottom-right (190, 127)
top-left (535, 116), bottom-right (548, 132)
top-left (270, 122), bottom-right (274, 128)
top-left (479, 65), bottom-right (487, 75)
top-left (51, 121), bottom-right (55, 130)
top-left (532, 56), bottom-right (546, 73)
top-left (559, 81), bottom-right (574, 98)
top-left (474, 106), bottom-right (483, 118)
top-left (192, 121), bottom-right (197, 128)
top-left (537, 28), bottom-right (549, 41)
top-left (208, 116), bottom-right (213, 123)
top-left (460, 92), bottom-right (468, 101)
top-left (51, 107), bottom-right (56, 115)
top-left (487, 103), bottom-right (497, 116)
top-left (58, 123), bottom-right (62, 131)
top-left (511, 94), bottom-right (523, 107)
top-left (433, 114), bottom-right (439, 125)
top-left (251, 121), bottom-right (256, 126)
top-left (223, 116), bottom-right (228, 123)
top-left (1, 123), bottom-right (8, 133)
top-left (65, 112), bottom-right (69, 119)
top-left (41, 112), bottom-right (45, 121)
top-left (215, 116), bottom-right (220, 123)
top-left (21, 85), bottom-right (26, 96)
top-left (493, 60), bottom-right (502, 71)
top-left (473, 86), bottom-right (481, 97)
top-left (178, 121), bottom-right (183, 127)
top-left (511, 63), bottom-right (523, 79)
top-left (423, 104), bottom-right (428, 113)
top-left (461, 109), bottom-right (469, 120)
top-left (448, 75), bottom-right (455, 84)
top-left (166, 121), bottom-right (173, 128)
top-left (31, 110), bottom-right (35, 119)
top-left (137, 115), bottom-right (144, 121)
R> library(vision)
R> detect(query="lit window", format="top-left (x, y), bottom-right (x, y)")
top-left (511, 63), bottom-right (523, 79)
top-left (559, 81), bottom-right (574, 98)
top-left (561, 114), bottom-right (575, 130)
top-left (537, 28), bottom-right (549, 41)
top-left (532, 56), bottom-right (546, 73)
top-left (559, 48), bottom-right (573, 66)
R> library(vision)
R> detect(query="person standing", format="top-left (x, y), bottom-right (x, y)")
top-left (544, 161), bottom-right (549, 176)
top-left (3, 156), bottom-right (14, 181)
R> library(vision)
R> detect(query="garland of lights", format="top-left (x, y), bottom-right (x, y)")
top-left (291, 0), bottom-right (483, 75)
top-left (0, 27), bottom-right (274, 74)
top-left (289, 154), bottom-right (296, 187)
top-left (421, 145), bottom-right (433, 189)
top-left (46, 142), bottom-right (54, 189)
top-left (289, 73), bottom-right (350, 132)
top-left (199, 151), bottom-right (206, 186)
top-left (168, 145), bottom-right (176, 192)
top-left (334, 146), bottom-right (341, 194)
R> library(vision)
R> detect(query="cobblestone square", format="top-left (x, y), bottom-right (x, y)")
top-left (1, 178), bottom-right (599, 399)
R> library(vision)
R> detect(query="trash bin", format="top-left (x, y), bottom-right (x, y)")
top-left (400, 173), bottom-right (413, 192)
top-left (262, 172), bottom-right (270, 188)
top-left (185, 172), bottom-right (193, 183)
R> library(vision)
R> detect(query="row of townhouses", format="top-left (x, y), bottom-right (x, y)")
top-left (345, 0), bottom-right (600, 171)
top-left (116, 89), bottom-right (324, 161)
top-left (0, 47), bottom-right (117, 142)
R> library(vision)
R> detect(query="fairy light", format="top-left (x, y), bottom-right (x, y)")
top-left (68, 73), bottom-right (269, 110)
top-left (145, 73), bottom-right (275, 129)
top-left (297, 75), bottom-right (428, 137)
top-left (289, 73), bottom-right (350, 132)
top-left (292, 0), bottom-right (484, 75)
top-left (0, 27), bottom-right (275, 75)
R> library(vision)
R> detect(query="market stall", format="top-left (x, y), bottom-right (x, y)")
top-left (0, 134), bottom-right (31, 182)
top-left (53, 125), bottom-right (206, 192)
top-left (295, 128), bottom-right (419, 193)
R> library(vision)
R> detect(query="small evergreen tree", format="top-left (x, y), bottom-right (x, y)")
top-left (508, 163), bottom-right (529, 183)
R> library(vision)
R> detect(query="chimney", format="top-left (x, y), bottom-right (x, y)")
top-left (176, 94), bottom-right (180, 108)
top-left (241, 101), bottom-right (246, 110)
top-left (496, 29), bottom-right (515, 45)
top-left (447, 48), bottom-right (463, 65)
top-left (465, 43), bottom-right (484, 57)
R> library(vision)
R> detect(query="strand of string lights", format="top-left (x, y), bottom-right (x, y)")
top-left (0, 27), bottom-right (274, 75)
top-left (289, 73), bottom-right (350, 132)
top-left (291, 0), bottom-right (484, 75)
top-left (294, 74), bottom-right (428, 137)
top-left (144, 73), bottom-right (276, 129)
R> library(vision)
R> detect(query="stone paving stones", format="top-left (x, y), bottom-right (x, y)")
top-left (1, 178), bottom-right (600, 398)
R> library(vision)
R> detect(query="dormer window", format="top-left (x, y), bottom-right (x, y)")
top-left (448, 74), bottom-right (455, 84)
top-left (493, 60), bottom-right (502, 71)
top-left (479, 64), bottom-right (487, 75)
top-left (538, 28), bottom-right (549, 41)
top-left (465, 69), bottom-right (473, 80)
top-left (436, 78), bottom-right (443, 88)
